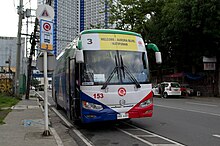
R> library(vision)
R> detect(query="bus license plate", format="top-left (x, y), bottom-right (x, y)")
top-left (117, 113), bottom-right (128, 119)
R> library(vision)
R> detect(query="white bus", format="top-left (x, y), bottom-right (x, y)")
top-left (52, 29), bottom-right (162, 123)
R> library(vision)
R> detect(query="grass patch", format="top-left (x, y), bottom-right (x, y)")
top-left (0, 109), bottom-right (11, 124)
top-left (0, 94), bottom-right (20, 125)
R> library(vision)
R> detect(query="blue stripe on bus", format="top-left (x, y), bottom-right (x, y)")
top-left (80, 91), bottom-right (118, 123)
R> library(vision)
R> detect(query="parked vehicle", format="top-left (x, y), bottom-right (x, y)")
top-left (152, 84), bottom-right (160, 96)
top-left (152, 82), bottom-right (181, 98)
top-left (180, 84), bottom-right (194, 96)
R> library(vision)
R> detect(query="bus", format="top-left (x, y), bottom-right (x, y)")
top-left (52, 29), bottom-right (162, 123)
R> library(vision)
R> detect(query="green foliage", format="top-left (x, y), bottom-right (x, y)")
top-left (0, 109), bottom-right (11, 125)
top-left (0, 94), bottom-right (19, 125)
top-left (108, 0), bottom-right (220, 72)
top-left (0, 94), bottom-right (19, 108)
top-left (31, 78), bottom-right (40, 87)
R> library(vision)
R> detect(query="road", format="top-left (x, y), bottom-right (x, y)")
top-left (40, 91), bottom-right (220, 146)
top-left (132, 97), bottom-right (220, 146)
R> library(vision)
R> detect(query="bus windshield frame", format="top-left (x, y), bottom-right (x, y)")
top-left (81, 50), bottom-right (150, 86)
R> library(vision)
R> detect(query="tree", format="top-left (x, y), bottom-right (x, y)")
top-left (108, 0), bottom-right (220, 73)
top-left (31, 78), bottom-right (40, 88)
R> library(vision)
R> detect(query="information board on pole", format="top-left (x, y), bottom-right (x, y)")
top-left (40, 19), bottom-right (53, 51)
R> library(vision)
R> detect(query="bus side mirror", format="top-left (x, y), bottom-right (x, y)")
top-left (146, 43), bottom-right (162, 64)
top-left (77, 40), bottom-right (82, 50)
top-left (76, 50), bottom-right (84, 63)
top-left (155, 52), bottom-right (162, 64)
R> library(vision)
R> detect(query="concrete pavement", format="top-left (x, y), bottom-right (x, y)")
top-left (0, 96), bottom-right (62, 146)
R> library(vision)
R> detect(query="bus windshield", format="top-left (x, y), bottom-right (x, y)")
top-left (81, 50), bottom-right (149, 86)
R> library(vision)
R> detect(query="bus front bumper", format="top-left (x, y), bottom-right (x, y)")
top-left (128, 104), bottom-right (153, 118)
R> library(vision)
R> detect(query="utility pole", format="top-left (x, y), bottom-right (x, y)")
top-left (15, 0), bottom-right (23, 96)
top-left (25, 18), bottom-right (38, 100)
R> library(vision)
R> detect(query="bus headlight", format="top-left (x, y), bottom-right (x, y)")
top-left (140, 98), bottom-right (153, 107)
top-left (82, 101), bottom-right (103, 110)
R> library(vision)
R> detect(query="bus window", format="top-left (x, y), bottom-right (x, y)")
top-left (120, 51), bottom-right (149, 83)
top-left (82, 50), bottom-right (118, 85)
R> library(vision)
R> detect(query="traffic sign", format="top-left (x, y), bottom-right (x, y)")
top-left (43, 22), bottom-right (51, 31)
top-left (36, 4), bottom-right (54, 21)
top-left (40, 19), bottom-right (53, 50)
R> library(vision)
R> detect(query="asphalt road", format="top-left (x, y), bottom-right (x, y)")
top-left (131, 96), bottom-right (220, 146)
top-left (43, 91), bottom-right (220, 146)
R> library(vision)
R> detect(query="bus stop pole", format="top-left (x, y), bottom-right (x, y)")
top-left (43, 50), bottom-right (50, 136)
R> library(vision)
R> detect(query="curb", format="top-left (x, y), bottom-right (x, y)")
top-left (34, 91), bottom-right (64, 146)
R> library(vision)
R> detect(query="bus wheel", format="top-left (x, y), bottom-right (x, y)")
top-left (163, 92), bottom-right (168, 98)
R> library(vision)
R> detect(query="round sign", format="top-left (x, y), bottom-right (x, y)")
top-left (43, 22), bottom-right (51, 31)
top-left (118, 87), bottom-right (126, 96)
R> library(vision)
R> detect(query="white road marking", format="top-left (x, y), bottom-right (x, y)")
top-left (51, 107), bottom-right (73, 128)
top-left (155, 104), bottom-right (220, 117)
top-left (213, 134), bottom-right (220, 138)
top-left (117, 128), bottom-right (154, 146)
top-left (36, 91), bottom-right (94, 146)
top-left (35, 91), bottom-right (51, 106)
top-left (118, 122), bottom-right (185, 146)
top-left (186, 102), bottom-right (218, 107)
top-left (51, 107), bottom-right (94, 146)
top-left (72, 129), bottom-right (94, 146)
top-left (50, 127), bottom-right (64, 146)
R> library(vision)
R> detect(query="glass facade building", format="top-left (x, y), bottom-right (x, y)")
top-left (37, 0), bottom-right (109, 56)
top-left (52, 0), bottom-right (108, 56)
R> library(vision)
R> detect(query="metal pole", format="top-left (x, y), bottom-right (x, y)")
top-left (15, 0), bottom-right (23, 96)
top-left (42, 1), bottom-right (52, 136)
top-left (26, 17), bottom-right (28, 58)
top-left (42, 49), bottom-right (50, 136)
top-left (25, 18), bottom-right (38, 100)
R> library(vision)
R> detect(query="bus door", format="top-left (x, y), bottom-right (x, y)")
top-left (69, 58), bottom-right (80, 120)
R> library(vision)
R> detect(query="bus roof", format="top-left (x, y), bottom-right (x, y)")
top-left (80, 29), bottom-right (142, 37)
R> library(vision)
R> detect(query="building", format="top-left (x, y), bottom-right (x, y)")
top-left (49, 0), bottom-right (109, 56)
top-left (37, 0), bottom-right (110, 55)
top-left (83, 0), bottom-right (109, 30)
top-left (0, 37), bottom-right (25, 74)
top-left (52, 0), bottom-right (79, 56)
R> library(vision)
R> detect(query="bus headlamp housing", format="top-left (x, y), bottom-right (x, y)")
top-left (82, 101), bottom-right (103, 110)
top-left (140, 98), bottom-right (153, 107)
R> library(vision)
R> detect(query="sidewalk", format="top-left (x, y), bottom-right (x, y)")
top-left (0, 96), bottom-right (60, 146)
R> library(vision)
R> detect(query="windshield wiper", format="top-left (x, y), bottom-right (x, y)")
top-left (120, 55), bottom-right (141, 88)
top-left (101, 66), bottom-right (119, 89)
top-left (101, 55), bottom-right (141, 89)
top-left (101, 56), bottom-right (119, 90)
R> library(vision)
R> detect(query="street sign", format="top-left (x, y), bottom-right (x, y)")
top-left (36, 5), bottom-right (55, 136)
top-left (36, 4), bottom-right (54, 21)
top-left (40, 19), bottom-right (53, 50)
